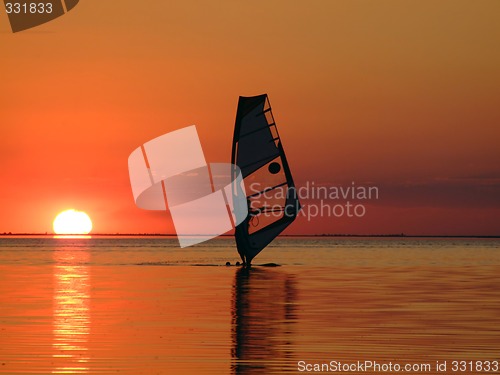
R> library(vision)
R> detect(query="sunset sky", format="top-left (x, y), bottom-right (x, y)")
top-left (1, 1), bottom-right (499, 235)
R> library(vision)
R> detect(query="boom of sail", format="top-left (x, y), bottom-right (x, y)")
top-left (231, 94), bottom-right (300, 265)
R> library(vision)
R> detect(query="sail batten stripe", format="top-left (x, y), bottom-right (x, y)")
top-left (247, 181), bottom-right (287, 198)
top-left (239, 123), bottom-right (276, 139)
top-left (257, 108), bottom-right (273, 117)
top-left (239, 154), bottom-right (279, 171)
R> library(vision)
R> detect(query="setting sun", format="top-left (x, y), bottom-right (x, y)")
top-left (53, 209), bottom-right (93, 235)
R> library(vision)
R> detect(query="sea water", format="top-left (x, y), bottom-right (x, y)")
top-left (1, 237), bottom-right (499, 374)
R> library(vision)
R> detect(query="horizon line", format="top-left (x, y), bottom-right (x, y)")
top-left (0, 233), bottom-right (499, 239)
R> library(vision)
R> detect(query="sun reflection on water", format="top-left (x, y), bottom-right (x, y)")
top-left (52, 246), bottom-right (91, 374)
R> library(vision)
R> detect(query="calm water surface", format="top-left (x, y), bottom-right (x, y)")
top-left (1, 237), bottom-right (499, 374)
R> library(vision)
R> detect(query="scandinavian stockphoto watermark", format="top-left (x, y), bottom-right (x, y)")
top-left (128, 126), bottom-right (379, 247)
top-left (248, 181), bottom-right (379, 222)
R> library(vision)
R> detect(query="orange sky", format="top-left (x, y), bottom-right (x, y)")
top-left (1, 1), bottom-right (499, 235)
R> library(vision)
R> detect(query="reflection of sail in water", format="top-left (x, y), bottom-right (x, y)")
top-left (231, 268), bottom-right (297, 374)
top-left (52, 246), bottom-right (90, 374)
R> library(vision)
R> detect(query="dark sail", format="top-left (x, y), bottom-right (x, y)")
top-left (231, 94), bottom-right (300, 264)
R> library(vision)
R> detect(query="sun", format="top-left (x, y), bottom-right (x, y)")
top-left (53, 209), bottom-right (93, 235)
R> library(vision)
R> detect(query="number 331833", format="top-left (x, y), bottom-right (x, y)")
top-left (4, 2), bottom-right (53, 14)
